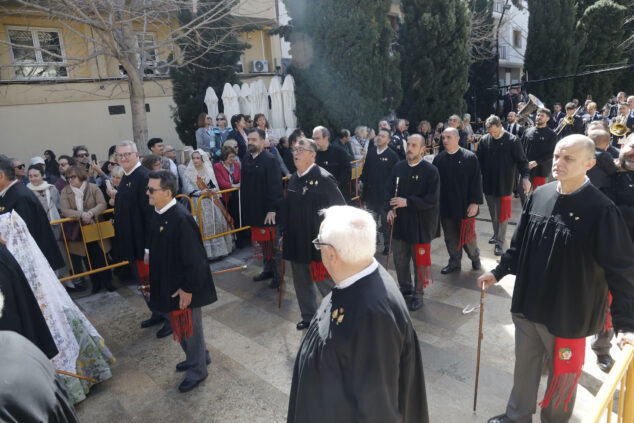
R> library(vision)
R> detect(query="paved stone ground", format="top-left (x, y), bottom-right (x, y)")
top-left (70, 198), bottom-right (624, 422)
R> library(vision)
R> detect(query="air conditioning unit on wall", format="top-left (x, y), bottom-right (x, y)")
top-left (251, 60), bottom-right (269, 73)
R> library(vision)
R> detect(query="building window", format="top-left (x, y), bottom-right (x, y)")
top-left (7, 27), bottom-right (68, 79)
top-left (499, 45), bottom-right (508, 60)
top-left (118, 33), bottom-right (167, 76)
top-left (513, 30), bottom-right (522, 48)
top-left (493, 1), bottom-right (504, 13)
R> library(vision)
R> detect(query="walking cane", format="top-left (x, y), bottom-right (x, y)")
top-left (385, 177), bottom-right (400, 271)
top-left (56, 369), bottom-right (97, 383)
top-left (278, 240), bottom-right (284, 309)
top-left (473, 283), bottom-right (486, 412)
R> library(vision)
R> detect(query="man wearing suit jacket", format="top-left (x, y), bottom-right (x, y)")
top-left (505, 112), bottom-right (525, 138)
top-left (549, 103), bottom-right (564, 129)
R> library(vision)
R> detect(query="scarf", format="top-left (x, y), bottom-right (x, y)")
top-left (27, 182), bottom-right (52, 213)
top-left (70, 182), bottom-right (87, 212)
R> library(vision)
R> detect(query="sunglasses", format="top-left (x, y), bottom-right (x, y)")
top-left (76, 153), bottom-right (89, 158)
top-left (145, 186), bottom-right (166, 194)
top-left (14, 164), bottom-right (25, 169)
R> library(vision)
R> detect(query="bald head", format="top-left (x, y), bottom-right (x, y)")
top-left (556, 135), bottom-right (596, 160)
top-left (552, 135), bottom-right (597, 187)
top-left (442, 127), bottom-right (460, 153)
top-left (587, 129), bottom-right (610, 150)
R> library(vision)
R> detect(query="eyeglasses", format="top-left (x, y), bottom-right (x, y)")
top-left (312, 236), bottom-right (333, 251)
top-left (145, 186), bottom-right (166, 194)
top-left (67, 175), bottom-right (78, 180)
top-left (206, 117), bottom-right (212, 120)
top-left (292, 147), bottom-right (312, 154)
top-left (116, 152), bottom-right (136, 159)
top-left (76, 153), bottom-right (89, 158)
top-left (14, 164), bottom-right (25, 169)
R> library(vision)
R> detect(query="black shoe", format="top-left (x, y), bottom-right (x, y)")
top-left (253, 271), bottom-right (274, 282)
top-left (91, 281), bottom-right (101, 295)
top-left (296, 321), bottom-right (310, 330)
top-left (494, 245), bottom-right (504, 256)
top-left (268, 279), bottom-right (280, 289)
top-left (73, 282), bottom-right (87, 291)
top-left (488, 236), bottom-right (496, 244)
top-left (156, 324), bottom-right (173, 338)
top-left (141, 315), bottom-right (164, 328)
top-left (441, 264), bottom-right (461, 274)
top-left (409, 297), bottom-right (423, 311)
top-left (65, 285), bottom-right (80, 293)
top-left (488, 414), bottom-right (513, 423)
top-left (472, 259), bottom-right (482, 270)
top-left (105, 282), bottom-right (116, 292)
top-left (597, 354), bottom-right (615, 373)
top-left (400, 288), bottom-right (413, 298)
top-left (176, 351), bottom-right (212, 372)
top-left (382, 246), bottom-right (389, 256)
top-left (178, 375), bottom-right (207, 393)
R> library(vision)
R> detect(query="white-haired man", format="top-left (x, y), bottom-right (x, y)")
top-left (481, 135), bottom-right (634, 423)
top-left (287, 205), bottom-right (429, 423)
top-left (114, 140), bottom-right (172, 338)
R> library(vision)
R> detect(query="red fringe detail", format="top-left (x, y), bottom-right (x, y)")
top-left (251, 227), bottom-right (275, 260)
top-left (414, 244), bottom-right (433, 290)
top-left (539, 337), bottom-right (585, 411)
top-left (416, 266), bottom-right (433, 291)
top-left (136, 260), bottom-right (150, 299)
top-left (169, 309), bottom-right (193, 343)
top-left (604, 292), bottom-right (613, 332)
top-left (499, 196), bottom-right (512, 223)
top-left (532, 176), bottom-right (547, 189)
top-left (310, 261), bottom-right (330, 282)
top-left (458, 218), bottom-right (476, 251)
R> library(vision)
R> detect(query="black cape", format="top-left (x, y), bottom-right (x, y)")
top-left (148, 202), bottom-right (217, 313)
top-left (0, 182), bottom-right (64, 270)
top-left (240, 151), bottom-right (284, 227)
top-left (359, 147), bottom-right (399, 209)
top-left (0, 244), bottom-right (58, 359)
top-left (492, 182), bottom-right (634, 338)
top-left (0, 331), bottom-right (78, 423)
top-left (316, 144), bottom-right (352, 201)
top-left (476, 131), bottom-right (529, 197)
top-left (432, 148), bottom-right (483, 220)
top-left (587, 149), bottom-right (618, 198)
top-left (113, 165), bottom-right (154, 261)
top-left (384, 160), bottom-right (440, 244)
top-left (280, 165), bottom-right (345, 263)
top-left (521, 125), bottom-right (557, 178)
top-left (389, 131), bottom-right (407, 160)
top-left (287, 266), bottom-right (429, 423)
top-left (613, 170), bottom-right (634, 240)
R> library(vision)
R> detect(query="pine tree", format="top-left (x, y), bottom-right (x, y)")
top-left (574, 0), bottom-right (628, 104)
top-left (170, 0), bottom-right (248, 147)
top-left (398, 0), bottom-right (471, 126)
top-left (524, 0), bottom-right (579, 106)
top-left (284, 0), bottom-right (401, 134)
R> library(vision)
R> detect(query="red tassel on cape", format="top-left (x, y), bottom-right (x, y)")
top-left (169, 308), bottom-right (193, 343)
top-left (532, 176), bottom-right (547, 189)
top-left (499, 196), bottom-right (512, 223)
top-left (136, 260), bottom-right (150, 299)
top-left (414, 244), bottom-right (433, 290)
top-left (310, 261), bottom-right (330, 282)
top-left (539, 337), bottom-right (585, 411)
top-left (251, 227), bottom-right (275, 260)
top-left (458, 217), bottom-right (476, 251)
top-left (604, 292), bottom-right (613, 332)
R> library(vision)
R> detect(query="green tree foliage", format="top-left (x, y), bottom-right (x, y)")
top-left (398, 0), bottom-right (471, 126)
top-left (574, 0), bottom-right (628, 104)
top-left (170, 0), bottom-right (248, 147)
top-left (524, 0), bottom-right (578, 106)
top-left (284, 0), bottom-right (401, 134)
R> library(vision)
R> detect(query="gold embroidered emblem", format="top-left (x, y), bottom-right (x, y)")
top-left (126, 182), bottom-right (131, 188)
top-left (315, 180), bottom-right (319, 185)
top-left (0, 206), bottom-right (4, 213)
top-left (302, 186), bottom-right (308, 195)
top-left (160, 226), bottom-right (164, 232)
top-left (331, 307), bottom-right (344, 325)
top-left (310, 180), bottom-right (314, 185)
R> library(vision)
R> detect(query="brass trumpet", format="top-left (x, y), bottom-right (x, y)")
top-left (555, 107), bottom-right (581, 135)
top-left (610, 115), bottom-right (628, 138)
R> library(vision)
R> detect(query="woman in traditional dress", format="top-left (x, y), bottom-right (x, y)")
top-left (0, 211), bottom-right (115, 404)
top-left (181, 149), bottom-right (233, 259)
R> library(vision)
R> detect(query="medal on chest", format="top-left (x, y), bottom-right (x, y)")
top-left (412, 174), bottom-right (419, 181)
top-left (331, 307), bottom-right (344, 325)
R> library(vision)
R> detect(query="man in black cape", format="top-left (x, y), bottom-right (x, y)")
top-left (385, 134), bottom-right (440, 311)
top-left (480, 135), bottom-right (634, 423)
top-left (432, 128), bottom-right (483, 274)
top-left (147, 171), bottom-right (217, 392)
top-left (113, 141), bottom-right (172, 337)
top-left (360, 127), bottom-right (399, 255)
top-left (476, 115), bottom-right (530, 256)
top-left (313, 126), bottom-right (352, 202)
top-left (241, 128), bottom-right (284, 289)
top-left (287, 205), bottom-right (428, 423)
top-left (0, 242), bottom-right (58, 359)
top-left (0, 157), bottom-right (64, 271)
top-left (280, 138), bottom-right (345, 330)
top-left (0, 331), bottom-right (78, 423)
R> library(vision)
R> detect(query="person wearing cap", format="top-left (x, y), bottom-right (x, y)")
top-left (29, 156), bottom-right (58, 184)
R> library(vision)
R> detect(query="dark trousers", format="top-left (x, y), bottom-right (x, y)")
top-left (82, 241), bottom-right (112, 287)
top-left (291, 261), bottom-right (334, 323)
top-left (368, 203), bottom-right (389, 246)
top-left (591, 328), bottom-right (614, 356)
top-left (506, 313), bottom-right (575, 423)
top-left (440, 218), bottom-right (479, 267)
top-left (485, 195), bottom-right (509, 248)
top-left (180, 307), bottom-right (208, 382)
top-left (262, 225), bottom-right (281, 282)
top-left (392, 238), bottom-right (423, 297)
top-left (130, 260), bottom-right (171, 326)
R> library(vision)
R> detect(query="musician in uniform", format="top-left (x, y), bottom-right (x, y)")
top-left (389, 119), bottom-right (409, 160)
top-left (557, 102), bottom-right (585, 138)
top-left (241, 128), bottom-right (284, 289)
top-left (505, 112), bottom-right (525, 138)
top-left (548, 103), bottom-right (564, 129)
top-left (385, 134), bottom-right (440, 311)
top-left (280, 138), bottom-right (345, 330)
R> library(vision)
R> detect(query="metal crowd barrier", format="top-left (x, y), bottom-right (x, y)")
top-left (583, 344), bottom-right (634, 423)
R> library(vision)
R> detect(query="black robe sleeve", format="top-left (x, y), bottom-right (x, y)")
top-left (266, 155), bottom-right (283, 214)
top-left (406, 166), bottom-right (440, 212)
top-left (468, 153), bottom-right (484, 206)
top-left (511, 135), bottom-right (530, 179)
top-left (491, 193), bottom-right (532, 281)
